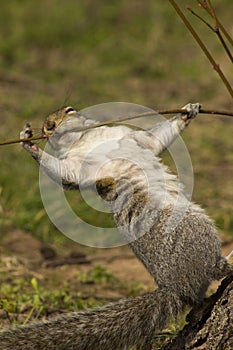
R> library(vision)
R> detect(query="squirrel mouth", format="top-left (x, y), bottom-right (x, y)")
top-left (42, 128), bottom-right (54, 137)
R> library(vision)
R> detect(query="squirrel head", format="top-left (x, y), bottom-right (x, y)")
top-left (42, 106), bottom-right (77, 137)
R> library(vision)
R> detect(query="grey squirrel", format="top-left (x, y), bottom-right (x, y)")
top-left (0, 103), bottom-right (232, 350)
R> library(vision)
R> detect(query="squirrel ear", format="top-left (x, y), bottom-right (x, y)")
top-left (65, 106), bottom-right (75, 114)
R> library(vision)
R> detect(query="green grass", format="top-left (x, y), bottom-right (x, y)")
top-left (0, 262), bottom-right (116, 325)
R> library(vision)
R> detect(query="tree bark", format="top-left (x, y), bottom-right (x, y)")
top-left (162, 274), bottom-right (233, 350)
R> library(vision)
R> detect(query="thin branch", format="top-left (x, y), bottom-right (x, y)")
top-left (189, 5), bottom-right (233, 63)
top-left (0, 108), bottom-right (232, 146)
top-left (198, 0), bottom-right (233, 46)
top-left (214, 20), bottom-right (233, 47)
top-left (207, 0), bottom-right (233, 63)
top-left (168, 0), bottom-right (233, 99)
top-left (0, 134), bottom-right (48, 146)
top-left (199, 108), bottom-right (233, 116)
top-left (215, 28), bottom-right (233, 63)
top-left (187, 7), bottom-right (214, 32)
top-left (207, 0), bottom-right (218, 27)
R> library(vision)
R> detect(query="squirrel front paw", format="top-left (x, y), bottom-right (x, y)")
top-left (181, 103), bottom-right (202, 124)
top-left (20, 123), bottom-right (38, 152)
top-left (20, 122), bottom-right (33, 140)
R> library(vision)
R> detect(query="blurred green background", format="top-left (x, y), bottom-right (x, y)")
top-left (0, 0), bottom-right (232, 244)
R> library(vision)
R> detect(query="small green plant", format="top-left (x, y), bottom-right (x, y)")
top-left (0, 266), bottom-right (108, 327)
top-left (125, 281), bottom-right (146, 297)
top-left (77, 264), bottom-right (116, 284)
top-left (22, 278), bottom-right (44, 325)
top-left (0, 298), bottom-right (18, 323)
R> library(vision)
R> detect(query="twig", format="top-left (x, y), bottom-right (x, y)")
top-left (215, 29), bottom-right (233, 63)
top-left (188, 6), bottom-right (233, 63)
top-left (199, 108), bottom-right (233, 117)
top-left (168, 0), bottom-right (233, 99)
top-left (0, 108), bottom-right (233, 146)
top-left (207, 0), bottom-right (218, 27)
top-left (0, 134), bottom-right (48, 146)
top-left (198, 0), bottom-right (233, 46)
top-left (187, 7), bottom-right (214, 31)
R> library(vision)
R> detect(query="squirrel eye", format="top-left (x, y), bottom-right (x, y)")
top-left (46, 120), bottom-right (56, 130)
top-left (65, 107), bottom-right (75, 114)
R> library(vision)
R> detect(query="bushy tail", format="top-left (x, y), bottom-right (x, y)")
top-left (0, 288), bottom-right (182, 350)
